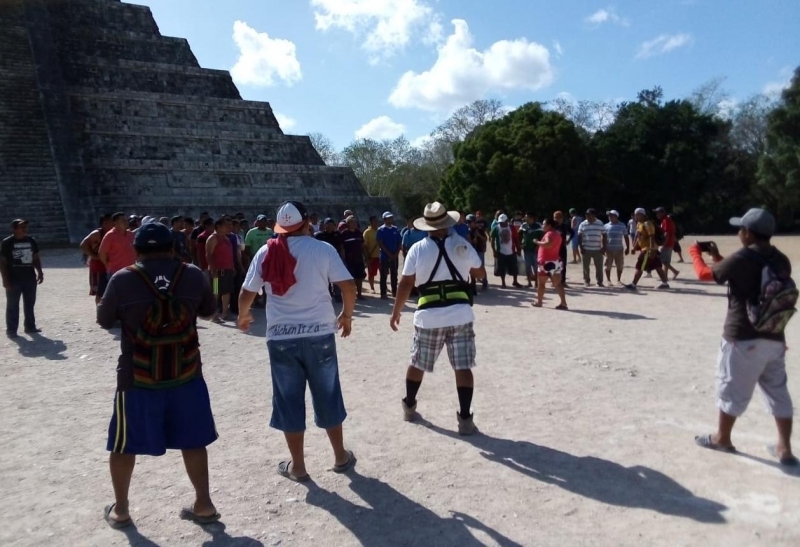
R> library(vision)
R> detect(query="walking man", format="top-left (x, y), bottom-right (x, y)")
top-left (205, 218), bottom-right (235, 322)
top-left (518, 213), bottom-right (543, 288)
top-left (692, 208), bottom-right (797, 467)
top-left (97, 222), bottom-right (219, 528)
top-left (362, 216), bottom-right (381, 293)
top-left (2, 219), bottom-right (44, 337)
top-left (490, 214), bottom-right (522, 288)
top-left (341, 216), bottom-right (367, 299)
top-left (171, 216), bottom-right (192, 263)
top-left (625, 208), bottom-right (670, 290)
top-left (655, 207), bottom-right (680, 279)
top-left (604, 210), bottom-right (630, 285)
top-left (377, 212), bottom-right (402, 299)
top-left (578, 209), bottom-right (607, 287)
top-left (80, 214), bottom-right (113, 302)
top-left (569, 208), bottom-right (583, 264)
top-left (390, 202), bottom-right (485, 435)
top-left (238, 200), bottom-right (357, 481)
top-left (98, 213), bottom-right (136, 302)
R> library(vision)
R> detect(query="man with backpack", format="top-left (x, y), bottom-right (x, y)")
top-left (97, 222), bottom-right (220, 528)
top-left (690, 208), bottom-right (797, 467)
top-left (625, 208), bottom-right (670, 290)
top-left (655, 207), bottom-right (680, 280)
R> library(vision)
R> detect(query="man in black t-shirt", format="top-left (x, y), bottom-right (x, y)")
top-left (315, 218), bottom-right (345, 301)
top-left (190, 212), bottom-right (210, 265)
top-left (1, 219), bottom-right (44, 338)
top-left (692, 208), bottom-right (797, 467)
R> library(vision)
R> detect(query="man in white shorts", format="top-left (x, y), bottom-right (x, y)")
top-left (693, 208), bottom-right (797, 467)
top-left (390, 202), bottom-right (486, 435)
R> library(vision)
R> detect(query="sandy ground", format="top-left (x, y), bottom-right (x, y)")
top-left (1, 234), bottom-right (799, 547)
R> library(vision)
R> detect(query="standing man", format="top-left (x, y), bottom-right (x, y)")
top-left (490, 214), bottom-right (522, 289)
top-left (171, 216), bottom-right (192, 263)
top-left (655, 207), bottom-right (680, 280)
top-left (578, 208), bottom-right (607, 287)
top-left (97, 222), bottom-right (219, 528)
top-left (390, 202), bottom-right (485, 435)
top-left (341, 216), bottom-right (367, 299)
top-left (205, 218), bottom-right (235, 322)
top-left (2, 219), bottom-right (44, 337)
top-left (98, 213), bottom-right (136, 301)
top-left (190, 212), bottom-right (210, 265)
top-left (402, 217), bottom-right (427, 256)
top-left (245, 215), bottom-right (273, 263)
top-left (569, 208), bottom-right (583, 264)
top-left (518, 213), bottom-right (543, 289)
top-left (362, 216), bottom-right (381, 294)
top-left (692, 208), bottom-right (797, 467)
top-left (377, 212), bottom-right (402, 299)
top-left (315, 218), bottom-right (345, 302)
top-left (80, 214), bottom-right (113, 301)
top-left (472, 212), bottom-right (489, 291)
top-left (603, 210), bottom-right (630, 286)
top-left (625, 208), bottom-right (670, 290)
top-left (238, 200), bottom-right (357, 482)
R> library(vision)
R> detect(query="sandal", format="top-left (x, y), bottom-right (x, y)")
top-left (694, 434), bottom-right (736, 453)
top-left (332, 450), bottom-right (357, 474)
top-left (180, 506), bottom-right (221, 525)
top-left (767, 444), bottom-right (800, 467)
top-left (103, 503), bottom-right (132, 529)
top-left (555, 304), bottom-right (568, 311)
top-left (531, 302), bottom-right (543, 308)
top-left (277, 461), bottom-right (310, 482)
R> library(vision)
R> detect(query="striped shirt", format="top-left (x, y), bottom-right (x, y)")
top-left (604, 222), bottom-right (628, 251)
top-left (578, 219), bottom-right (605, 251)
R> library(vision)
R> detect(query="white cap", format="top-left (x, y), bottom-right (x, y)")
top-left (634, 208), bottom-right (646, 216)
top-left (498, 214), bottom-right (509, 223)
top-left (382, 211), bottom-right (394, 219)
top-left (607, 210), bottom-right (620, 217)
top-left (275, 200), bottom-right (309, 234)
top-left (141, 216), bottom-right (156, 225)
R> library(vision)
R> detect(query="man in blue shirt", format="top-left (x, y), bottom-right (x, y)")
top-left (402, 217), bottom-right (428, 256)
top-left (453, 212), bottom-right (470, 239)
top-left (377, 212), bottom-right (402, 299)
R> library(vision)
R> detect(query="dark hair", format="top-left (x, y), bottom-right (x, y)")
top-left (99, 214), bottom-right (112, 226)
top-left (369, 215), bottom-right (378, 222)
top-left (202, 218), bottom-right (214, 227)
top-left (214, 218), bottom-right (226, 228)
top-left (170, 215), bottom-right (183, 226)
top-left (112, 212), bottom-right (126, 222)
top-left (525, 212), bottom-right (536, 218)
top-left (183, 217), bottom-right (194, 225)
top-left (542, 217), bottom-right (556, 228)
top-left (751, 230), bottom-right (772, 242)
top-left (200, 211), bottom-right (209, 217)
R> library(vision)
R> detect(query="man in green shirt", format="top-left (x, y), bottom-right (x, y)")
top-left (244, 215), bottom-right (273, 262)
top-left (518, 213), bottom-right (543, 288)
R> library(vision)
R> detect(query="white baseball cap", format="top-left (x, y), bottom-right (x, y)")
top-left (634, 208), bottom-right (646, 216)
top-left (607, 210), bottom-right (620, 217)
top-left (382, 211), bottom-right (394, 219)
top-left (498, 214), bottom-right (509, 223)
top-left (275, 201), bottom-right (309, 234)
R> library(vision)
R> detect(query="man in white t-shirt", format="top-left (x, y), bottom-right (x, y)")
top-left (238, 201), bottom-right (357, 482)
top-left (390, 202), bottom-right (486, 435)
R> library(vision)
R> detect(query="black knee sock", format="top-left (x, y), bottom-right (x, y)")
top-left (457, 387), bottom-right (473, 419)
top-left (405, 380), bottom-right (422, 406)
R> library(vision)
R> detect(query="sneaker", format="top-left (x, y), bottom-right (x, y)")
top-left (457, 412), bottom-right (478, 435)
top-left (6, 331), bottom-right (18, 339)
top-left (597, 282), bottom-right (604, 288)
top-left (402, 399), bottom-right (417, 422)
top-left (624, 284), bottom-right (637, 291)
top-left (584, 282), bottom-right (591, 287)
top-left (24, 328), bottom-right (42, 334)
top-left (657, 283), bottom-right (670, 289)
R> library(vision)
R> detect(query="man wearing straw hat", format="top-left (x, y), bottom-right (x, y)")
top-left (390, 202), bottom-right (486, 435)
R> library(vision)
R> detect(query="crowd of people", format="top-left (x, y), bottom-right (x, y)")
top-left (2, 200), bottom-right (796, 531)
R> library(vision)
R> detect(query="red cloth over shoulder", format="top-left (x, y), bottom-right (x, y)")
top-left (261, 236), bottom-right (297, 296)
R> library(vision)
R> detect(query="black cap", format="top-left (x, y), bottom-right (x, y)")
top-left (654, 207), bottom-right (666, 213)
top-left (586, 208), bottom-right (597, 215)
top-left (10, 218), bottom-right (28, 228)
top-left (134, 222), bottom-right (173, 249)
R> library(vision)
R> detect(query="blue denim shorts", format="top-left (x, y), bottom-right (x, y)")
top-left (266, 334), bottom-right (347, 432)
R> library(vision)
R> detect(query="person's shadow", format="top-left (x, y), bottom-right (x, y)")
top-left (9, 332), bottom-right (67, 360)
top-left (305, 470), bottom-right (523, 546)
top-left (118, 520), bottom-right (264, 546)
top-left (420, 421), bottom-right (727, 524)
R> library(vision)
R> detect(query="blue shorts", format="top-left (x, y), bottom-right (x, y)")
top-left (570, 237), bottom-right (580, 249)
top-left (107, 377), bottom-right (217, 456)
top-left (523, 249), bottom-right (538, 277)
top-left (266, 334), bottom-right (347, 432)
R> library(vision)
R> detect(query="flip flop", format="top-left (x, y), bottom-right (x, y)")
top-left (179, 506), bottom-right (221, 525)
top-left (332, 450), bottom-right (357, 474)
top-left (531, 302), bottom-right (543, 308)
top-left (277, 461), bottom-right (310, 483)
top-left (767, 444), bottom-right (800, 467)
top-left (694, 434), bottom-right (736, 453)
top-left (555, 305), bottom-right (568, 311)
top-left (104, 503), bottom-right (132, 529)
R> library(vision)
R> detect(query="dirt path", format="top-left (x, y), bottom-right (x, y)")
top-left (1, 235), bottom-right (798, 546)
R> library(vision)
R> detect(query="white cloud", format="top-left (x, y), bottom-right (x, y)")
top-left (311, 0), bottom-right (440, 61)
top-left (636, 33), bottom-right (692, 59)
top-left (355, 115), bottom-right (406, 140)
top-left (230, 21), bottom-right (302, 87)
top-left (553, 40), bottom-right (564, 57)
top-left (763, 67), bottom-right (793, 97)
top-left (274, 112), bottom-right (297, 130)
top-left (410, 134), bottom-right (432, 148)
top-left (585, 8), bottom-right (630, 27)
top-left (389, 19), bottom-right (554, 112)
top-left (716, 99), bottom-right (738, 120)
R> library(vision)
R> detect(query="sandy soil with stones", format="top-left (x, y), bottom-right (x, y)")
top-left (1, 234), bottom-right (799, 547)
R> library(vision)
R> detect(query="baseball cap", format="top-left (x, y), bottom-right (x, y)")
top-left (498, 214), bottom-right (509, 223)
top-left (256, 214), bottom-right (267, 222)
top-left (654, 206), bottom-right (667, 213)
top-left (324, 217), bottom-right (335, 225)
top-left (10, 219), bottom-right (28, 228)
top-left (382, 211), bottom-right (394, 219)
top-left (569, 208), bottom-right (577, 214)
top-left (634, 208), bottom-right (646, 216)
top-left (274, 200), bottom-right (309, 234)
top-left (586, 208), bottom-right (597, 215)
top-left (606, 209), bottom-right (620, 217)
top-left (141, 215), bottom-right (156, 225)
top-left (466, 214), bottom-right (476, 222)
top-left (730, 208), bottom-right (775, 237)
top-left (134, 222), bottom-right (173, 249)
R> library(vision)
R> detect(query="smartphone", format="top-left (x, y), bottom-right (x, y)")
top-left (697, 241), bottom-right (716, 253)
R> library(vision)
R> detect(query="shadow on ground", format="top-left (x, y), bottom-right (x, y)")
top-left (9, 332), bottom-right (67, 360)
top-left (305, 470), bottom-right (523, 546)
top-left (117, 521), bottom-right (264, 546)
top-left (419, 420), bottom-right (727, 524)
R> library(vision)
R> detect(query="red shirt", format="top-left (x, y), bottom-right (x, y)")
top-left (196, 231), bottom-right (211, 270)
top-left (99, 229), bottom-right (136, 274)
top-left (538, 230), bottom-right (562, 264)
top-left (210, 234), bottom-right (234, 270)
top-left (660, 216), bottom-right (676, 248)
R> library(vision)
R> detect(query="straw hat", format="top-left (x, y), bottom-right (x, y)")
top-left (413, 202), bottom-right (460, 232)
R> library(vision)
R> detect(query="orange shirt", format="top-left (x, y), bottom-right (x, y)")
top-left (99, 229), bottom-right (136, 274)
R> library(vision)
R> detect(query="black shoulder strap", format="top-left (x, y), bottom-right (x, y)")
top-left (426, 237), bottom-right (465, 285)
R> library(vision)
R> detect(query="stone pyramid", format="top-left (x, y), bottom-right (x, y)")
top-left (0, 0), bottom-right (394, 243)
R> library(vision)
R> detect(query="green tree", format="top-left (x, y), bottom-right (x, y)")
top-left (758, 67), bottom-right (800, 228)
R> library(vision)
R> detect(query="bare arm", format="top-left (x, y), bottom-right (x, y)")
top-left (390, 274), bottom-right (416, 331)
top-left (206, 235), bottom-right (218, 274)
top-left (33, 253), bottom-right (43, 284)
top-left (333, 279), bottom-right (357, 338)
top-left (80, 233), bottom-right (99, 259)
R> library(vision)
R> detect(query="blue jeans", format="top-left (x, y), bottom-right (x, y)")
top-left (523, 249), bottom-right (538, 279)
top-left (266, 334), bottom-right (347, 432)
top-left (5, 277), bottom-right (37, 334)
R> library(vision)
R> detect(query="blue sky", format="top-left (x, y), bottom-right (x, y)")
top-left (133, 0), bottom-right (799, 149)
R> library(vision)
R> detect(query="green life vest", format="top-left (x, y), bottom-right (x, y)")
top-left (417, 237), bottom-right (473, 310)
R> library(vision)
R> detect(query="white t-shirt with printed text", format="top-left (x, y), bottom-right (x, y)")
top-left (242, 236), bottom-right (352, 341)
top-left (402, 234), bottom-right (482, 329)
